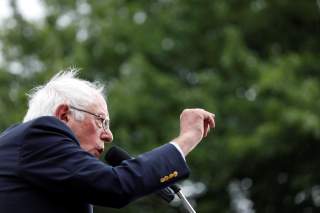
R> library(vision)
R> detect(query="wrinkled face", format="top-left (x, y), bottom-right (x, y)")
top-left (67, 95), bottom-right (113, 158)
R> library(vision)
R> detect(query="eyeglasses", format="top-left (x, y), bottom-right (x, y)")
top-left (70, 105), bottom-right (110, 132)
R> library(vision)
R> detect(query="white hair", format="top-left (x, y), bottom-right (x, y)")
top-left (23, 68), bottom-right (105, 122)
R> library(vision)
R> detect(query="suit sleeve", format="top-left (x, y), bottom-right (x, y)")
top-left (18, 117), bottom-right (189, 208)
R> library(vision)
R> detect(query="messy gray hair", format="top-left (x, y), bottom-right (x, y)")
top-left (23, 68), bottom-right (105, 122)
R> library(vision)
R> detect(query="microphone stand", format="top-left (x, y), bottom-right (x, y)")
top-left (170, 185), bottom-right (196, 213)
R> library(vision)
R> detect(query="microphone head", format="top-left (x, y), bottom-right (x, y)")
top-left (105, 146), bottom-right (132, 166)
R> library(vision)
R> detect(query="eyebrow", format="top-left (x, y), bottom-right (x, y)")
top-left (97, 112), bottom-right (109, 119)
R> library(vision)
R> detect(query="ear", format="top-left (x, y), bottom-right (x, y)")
top-left (54, 104), bottom-right (70, 123)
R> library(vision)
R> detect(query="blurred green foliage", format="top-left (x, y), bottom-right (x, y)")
top-left (1, 0), bottom-right (320, 212)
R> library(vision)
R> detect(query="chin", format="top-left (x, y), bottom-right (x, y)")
top-left (90, 150), bottom-right (101, 159)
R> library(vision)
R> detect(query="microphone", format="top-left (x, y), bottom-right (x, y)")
top-left (105, 146), bottom-right (175, 203)
top-left (105, 145), bottom-right (133, 166)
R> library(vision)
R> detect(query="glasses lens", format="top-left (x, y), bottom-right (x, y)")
top-left (103, 119), bottom-right (109, 131)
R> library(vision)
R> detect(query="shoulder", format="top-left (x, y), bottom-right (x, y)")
top-left (1, 116), bottom-right (77, 146)
top-left (18, 116), bottom-right (82, 167)
top-left (16, 116), bottom-right (80, 151)
top-left (26, 116), bottom-right (77, 141)
top-left (27, 116), bottom-right (70, 130)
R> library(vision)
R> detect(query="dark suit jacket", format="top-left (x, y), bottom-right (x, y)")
top-left (0, 116), bottom-right (189, 213)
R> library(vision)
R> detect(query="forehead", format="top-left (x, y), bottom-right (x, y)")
top-left (90, 94), bottom-right (109, 116)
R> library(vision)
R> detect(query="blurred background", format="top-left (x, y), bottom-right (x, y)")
top-left (1, 0), bottom-right (320, 212)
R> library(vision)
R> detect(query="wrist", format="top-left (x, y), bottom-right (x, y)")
top-left (174, 133), bottom-right (200, 156)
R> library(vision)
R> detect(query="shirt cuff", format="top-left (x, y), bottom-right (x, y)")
top-left (169, 141), bottom-right (186, 161)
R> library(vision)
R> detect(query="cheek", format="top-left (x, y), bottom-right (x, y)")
top-left (77, 122), bottom-right (99, 150)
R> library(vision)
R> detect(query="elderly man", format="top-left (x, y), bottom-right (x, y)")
top-left (0, 70), bottom-right (215, 213)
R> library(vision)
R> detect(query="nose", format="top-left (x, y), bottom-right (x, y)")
top-left (100, 128), bottom-right (113, 144)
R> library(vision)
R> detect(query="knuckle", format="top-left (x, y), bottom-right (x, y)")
top-left (181, 108), bottom-right (191, 116)
top-left (181, 108), bottom-right (213, 121)
top-left (182, 108), bottom-right (191, 113)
